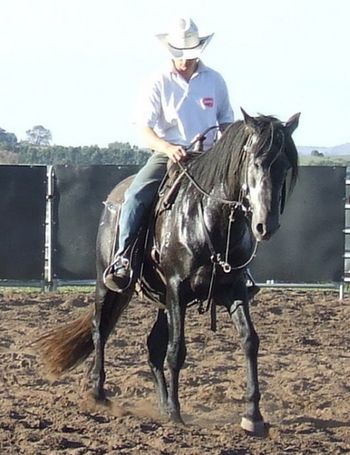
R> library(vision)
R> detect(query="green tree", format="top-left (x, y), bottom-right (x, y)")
top-left (0, 127), bottom-right (18, 151)
top-left (26, 125), bottom-right (52, 146)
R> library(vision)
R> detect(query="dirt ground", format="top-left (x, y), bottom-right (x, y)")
top-left (0, 288), bottom-right (349, 454)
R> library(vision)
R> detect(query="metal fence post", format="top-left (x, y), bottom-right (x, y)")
top-left (46, 165), bottom-right (56, 290)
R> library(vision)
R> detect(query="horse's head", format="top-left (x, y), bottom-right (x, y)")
top-left (241, 109), bottom-right (300, 241)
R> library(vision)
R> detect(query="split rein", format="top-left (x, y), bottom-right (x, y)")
top-left (176, 129), bottom-right (259, 331)
top-left (178, 128), bottom-right (258, 274)
top-left (179, 126), bottom-right (249, 207)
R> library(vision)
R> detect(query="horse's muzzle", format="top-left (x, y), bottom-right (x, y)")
top-left (254, 221), bottom-right (280, 241)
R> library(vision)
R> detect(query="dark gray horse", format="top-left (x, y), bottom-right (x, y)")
top-left (36, 110), bottom-right (299, 436)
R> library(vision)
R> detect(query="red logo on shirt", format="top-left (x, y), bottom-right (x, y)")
top-left (202, 97), bottom-right (214, 108)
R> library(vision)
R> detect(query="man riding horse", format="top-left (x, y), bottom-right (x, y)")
top-left (104, 17), bottom-right (230, 290)
top-left (35, 16), bottom-right (300, 435)
top-left (103, 17), bottom-right (258, 297)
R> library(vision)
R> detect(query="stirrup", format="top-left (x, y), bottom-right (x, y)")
top-left (103, 256), bottom-right (133, 293)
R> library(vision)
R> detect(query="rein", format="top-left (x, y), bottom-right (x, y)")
top-left (195, 200), bottom-right (258, 331)
top-left (179, 129), bottom-right (259, 207)
top-left (198, 202), bottom-right (258, 273)
top-left (173, 124), bottom-right (287, 330)
top-left (180, 125), bottom-right (247, 207)
top-left (182, 131), bottom-right (259, 331)
top-left (176, 159), bottom-right (247, 208)
top-left (179, 131), bottom-right (258, 267)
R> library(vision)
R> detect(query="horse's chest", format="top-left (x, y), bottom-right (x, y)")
top-left (189, 264), bottom-right (242, 297)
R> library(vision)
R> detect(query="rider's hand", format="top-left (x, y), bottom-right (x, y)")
top-left (164, 144), bottom-right (187, 163)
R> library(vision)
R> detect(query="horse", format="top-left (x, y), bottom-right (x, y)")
top-left (35, 109), bottom-right (300, 436)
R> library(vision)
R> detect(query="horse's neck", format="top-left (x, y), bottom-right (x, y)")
top-left (209, 166), bottom-right (245, 204)
top-left (188, 147), bottom-right (245, 203)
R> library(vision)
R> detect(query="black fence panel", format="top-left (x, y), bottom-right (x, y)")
top-left (0, 165), bottom-right (46, 280)
top-left (52, 165), bottom-right (140, 280)
top-left (251, 166), bottom-right (345, 283)
top-left (52, 165), bottom-right (345, 284)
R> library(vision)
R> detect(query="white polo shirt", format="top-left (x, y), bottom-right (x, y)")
top-left (136, 61), bottom-right (234, 150)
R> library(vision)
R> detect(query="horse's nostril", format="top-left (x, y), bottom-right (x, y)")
top-left (256, 223), bottom-right (264, 235)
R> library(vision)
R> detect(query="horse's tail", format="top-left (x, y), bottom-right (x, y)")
top-left (35, 188), bottom-right (131, 378)
top-left (34, 307), bottom-right (94, 378)
top-left (34, 291), bottom-right (125, 378)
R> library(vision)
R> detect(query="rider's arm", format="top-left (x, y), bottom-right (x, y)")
top-left (140, 126), bottom-right (187, 163)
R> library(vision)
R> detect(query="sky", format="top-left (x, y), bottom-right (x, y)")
top-left (0, 0), bottom-right (349, 149)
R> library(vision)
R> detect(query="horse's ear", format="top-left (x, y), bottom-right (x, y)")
top-left (240, 107), bottom-right (256, 127)
top-left (285, 113), bottom-right (301, 135)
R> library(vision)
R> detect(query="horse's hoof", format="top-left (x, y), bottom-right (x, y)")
top-left (169, 411), bottom-right (185, 426)
top-left (240, 417), bottom-right (267, 436)
top-left (85, 390), bottom-right (111, 407)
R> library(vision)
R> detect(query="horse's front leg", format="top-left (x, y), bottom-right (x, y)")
top-left (165, 285), bottom-right (187, 424)
top-left (228, 289), bottom-right (266, 435)
top-left (147, 309), bottom-right (169, 415)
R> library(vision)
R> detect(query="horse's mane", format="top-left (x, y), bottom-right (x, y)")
top-left (187, 115), bottom-right (298, 194)
top-left (186, 120), bottom-right (248, 193)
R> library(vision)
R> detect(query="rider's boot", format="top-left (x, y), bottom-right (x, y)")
top-left (103, 247), bottom-right (133, 293)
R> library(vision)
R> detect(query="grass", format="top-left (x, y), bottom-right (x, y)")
top-left (299, 154), bottom-right (350, 166)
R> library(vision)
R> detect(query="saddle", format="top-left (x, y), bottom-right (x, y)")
top-left (134, 157), bottom-right (198, 307)
top-left (107, 127), bottom-right (220, 305)
top-left (104, 157), bottom-right (194, 307)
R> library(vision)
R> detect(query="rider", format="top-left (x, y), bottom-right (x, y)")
top-left (104, 17), bottom-right (234, 292)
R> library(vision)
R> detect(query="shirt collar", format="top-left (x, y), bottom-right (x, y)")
top-left (168, 59), bottom-right (208, 76)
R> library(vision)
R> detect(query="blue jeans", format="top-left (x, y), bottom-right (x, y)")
top-left (117, 152), bottom-right (169, 254)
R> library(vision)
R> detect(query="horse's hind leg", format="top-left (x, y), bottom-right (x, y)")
top-left (147, 309), bottom-right (169, 415)
top-left (90, 284), bottom-right (131, 403)
top-left (226, 284), bottom-right (266, 435)
top-left (89, 285), bottom-right (109, 402)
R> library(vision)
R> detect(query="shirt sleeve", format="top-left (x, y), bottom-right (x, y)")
top-left (216, 74), bottom-right (234, 124)
top-left (134, 74), bottom-right (161, 129)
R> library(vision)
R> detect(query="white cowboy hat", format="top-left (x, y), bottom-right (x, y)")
top-left (156, 17), bottom-right (214, 60)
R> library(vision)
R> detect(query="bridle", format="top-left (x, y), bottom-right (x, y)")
top-left (181, 128), bottom-right (257, 329)
top-left (179, 125), bottom-right (251, 209)
top-left (182, 123), bottom-right (287, 330)
top-left (177, 128), bottom-right (262, 272)
top-left (180, 122), bottom-right (287, 208)
top-left (241, 124), bottom-right (287, 215)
